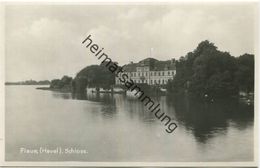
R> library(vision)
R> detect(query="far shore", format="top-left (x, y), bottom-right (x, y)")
top-left (5, 84), bottom-right (50, 85)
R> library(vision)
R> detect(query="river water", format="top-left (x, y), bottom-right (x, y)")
top-left (5, 85), bottom-right (254, 161)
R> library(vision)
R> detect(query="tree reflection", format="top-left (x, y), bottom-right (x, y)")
top-left (167, 96), bottom-right (254, 143)
top-left (72, 92), bottom-right (115, 104)
top-left (52, 92), bottom-right (72, 99)
top-left (72, 92), bottom-right (117, 118)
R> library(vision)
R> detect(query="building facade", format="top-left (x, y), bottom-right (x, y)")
top-left (116, 58), bottom-right (176, 85)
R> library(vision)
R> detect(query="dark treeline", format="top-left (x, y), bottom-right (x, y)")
top-left (72, 63), bottom-right (115, 93)
top-left (38, 64), bottom-right (115, 93)
top-left (49, 75), bottom-right (73, 91)
top-left (41, 40), bottom-right (254, 99)
top-left (166, 40), bottom-right (254, 99)
top-left (5, 80), bottom-right (50, 85)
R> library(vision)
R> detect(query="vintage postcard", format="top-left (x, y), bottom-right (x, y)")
top-left (0, 1), bottom-right (258, 167)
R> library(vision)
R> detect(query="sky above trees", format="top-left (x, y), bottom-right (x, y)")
top-left (5, 3), bottom-right (257, 81)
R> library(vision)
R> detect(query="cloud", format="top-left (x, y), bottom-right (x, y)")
top-left (5, 4), bottom-right (256, 81)
top-left (6, 17), bottom-right (88, 81)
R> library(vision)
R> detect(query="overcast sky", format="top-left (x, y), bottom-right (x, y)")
top-left (5, 3), bottom-right (257, 81)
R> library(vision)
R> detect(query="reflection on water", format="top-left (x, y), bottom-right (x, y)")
top-left (5, 86), bottom-right (254, 161)
top-left (166, 96), bottom-right (254, 143)
top-left (71, 92), bottom-right (254, 144)
top-left (52, 92), bottom-right (72, 99)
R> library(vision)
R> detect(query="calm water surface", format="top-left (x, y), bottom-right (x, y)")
top-left (5, 85), bottom-right (254, 161)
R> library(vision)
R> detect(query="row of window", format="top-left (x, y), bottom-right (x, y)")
top-left (117, 79), bottom-right (170, 85)
top-left (120, 71), bottom-right (174, 77)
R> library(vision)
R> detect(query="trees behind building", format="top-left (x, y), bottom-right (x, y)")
top-left (167, 40), bottom-right (254, 99)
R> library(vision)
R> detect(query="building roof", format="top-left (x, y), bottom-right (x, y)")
top-left (123, 58), bottom-right (175, 72)
top-left (123, 63), bottom-right (138, 71)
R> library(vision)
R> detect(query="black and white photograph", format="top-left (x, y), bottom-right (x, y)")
top-left (0, 1), bottom-right (258, 167)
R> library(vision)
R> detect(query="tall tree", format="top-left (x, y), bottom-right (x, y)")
top-left (235, 54), bottom-right (254, 93)
top-left (167, 40), bottom-right (243, 99)
top-left (74, 64), bottom-right (115, 93)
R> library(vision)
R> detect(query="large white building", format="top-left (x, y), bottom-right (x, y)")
top-left (116, 58), bottom-right (176, 85)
